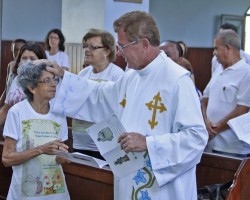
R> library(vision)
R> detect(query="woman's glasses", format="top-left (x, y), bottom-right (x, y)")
top-left (82, 44), bottom-right (106, 51)
top-left (37, 77), bottom-right (60, 86)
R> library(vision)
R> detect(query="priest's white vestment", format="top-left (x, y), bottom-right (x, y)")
top-left (51, 51), bottom-right (208, 200)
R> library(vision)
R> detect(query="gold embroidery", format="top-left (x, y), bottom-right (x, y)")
top-left (120, 95), bottom-right (126, 108)
top-left (145, 92), bottom-right (166, 129)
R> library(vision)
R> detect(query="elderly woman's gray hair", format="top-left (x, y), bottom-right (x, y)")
top-left (17, 61), bottom-right (47, 101)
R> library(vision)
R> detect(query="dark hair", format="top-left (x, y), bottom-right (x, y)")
top-left (220, 23), bottom-right (238, 33)
top-left (166, 40), bottom-right (183, 57)
top-left (45, 28), bottom-right (66, 51)
top-left (177, 41), bottom-right (187, 57)
top-left (12, 42), bottom-right (47, 75)
top-left (113, 11), bottom-right (160, 46)
top-left (11, 39), bottom-right (27, 52)
top-left (12, 39), bottom-right (27, 45)
top-left (17, 61), bottom-right (47, 101)
top-left (82, 29), bottom-right (116, 62)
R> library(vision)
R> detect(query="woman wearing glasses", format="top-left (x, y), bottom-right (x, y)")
top-left (45, 29), bottom-right (69, 71)
top-left (2, 61), bottom-right (70, 200)
top-left (72, 28), bottom-right (124, 160)
top-left (0, 43), bottom-right (47, 130)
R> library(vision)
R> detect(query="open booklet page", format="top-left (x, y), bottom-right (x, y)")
top-left (58, 152), bottom-right (109, 169)
top-left (86, 114), bottom-right (146, 177)
top-left (228, 112), bottom-right (250, 145)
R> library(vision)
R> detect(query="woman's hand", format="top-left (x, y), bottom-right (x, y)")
top-left (39, 139), bottom-right (69, 155)
top-left (55, 155), bottom-right (71, 164)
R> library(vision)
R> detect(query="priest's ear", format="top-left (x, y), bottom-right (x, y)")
top-left (141, 38), bottom-right (150, 50)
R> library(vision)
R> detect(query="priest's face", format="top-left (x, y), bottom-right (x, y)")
top-left (116, 29), bottom-right (144, 70)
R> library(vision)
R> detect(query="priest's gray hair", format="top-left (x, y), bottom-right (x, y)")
top-left (17, 61), bottom-right (47, 101)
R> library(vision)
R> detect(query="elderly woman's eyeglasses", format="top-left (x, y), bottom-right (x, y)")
top-left (37, 77), bottom-right (60, 86)
top-left (82, 44), bottom-right (106, 51)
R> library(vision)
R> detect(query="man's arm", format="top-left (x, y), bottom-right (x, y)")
top-left (211, 104), bottom-right (249, 134)
top-left (201, 97), bottom-right (214, 137)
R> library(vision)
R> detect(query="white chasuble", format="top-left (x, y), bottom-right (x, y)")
top-left (52, 51), bottom-right (208, 200)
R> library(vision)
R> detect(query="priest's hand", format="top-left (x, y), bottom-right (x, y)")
top-left (45, 60), bottom-right (65, 78)
top-left (118, 132), bottom-right (147, 153)
top-left (33, 59), bottom-right (65, 78)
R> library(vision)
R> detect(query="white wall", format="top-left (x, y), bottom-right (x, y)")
top-left (104, 0), bottom-right (149, 39)
top-left (61, 0), bottom-right (149, 43)
top-left (2, 0), bottom-right (61, 41)
top-left (62, 0), bottom-right (104, 43)
top-left (150, 0), bottom-right (250, 47)
top-left (2, 0), bottom-right (250, 46)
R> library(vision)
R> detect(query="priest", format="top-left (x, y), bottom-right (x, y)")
top-left (46, 10), bottom-right (208, 200)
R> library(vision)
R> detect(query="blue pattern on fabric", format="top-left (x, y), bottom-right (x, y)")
top-left (139, 190), bottom-right (151, 200)
top-left (133, 170), bottom-right (147, 185)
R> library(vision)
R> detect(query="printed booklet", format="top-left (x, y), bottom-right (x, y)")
top-left (86, 114), bottom-right (146, 177)
top-left (58, 151), bottom-right (109, 169)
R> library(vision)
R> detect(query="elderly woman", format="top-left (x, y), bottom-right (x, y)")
top-left (2, 61), bottom-right (70, 200)
top-left (72, 28), bottom-right (124, 160)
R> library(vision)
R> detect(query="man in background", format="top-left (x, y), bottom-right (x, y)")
top-left (202, 30), bottom-right (250, 155)
top-left (211, 23), bottom-right (250, 75)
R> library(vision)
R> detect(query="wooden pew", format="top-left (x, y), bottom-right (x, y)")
top-left (197, 152), bottom-right (250, 200)
top-left (2, 140), bottom-right (250, 200)
top-left (62, 162), bottom-right (113, 200)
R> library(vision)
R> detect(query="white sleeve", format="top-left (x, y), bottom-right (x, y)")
top-left (3, 106), bottom-right (20, 141)
top-left (51, 71), bottom-right (124, 122)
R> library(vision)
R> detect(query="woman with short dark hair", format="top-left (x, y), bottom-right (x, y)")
top-left (45, 28), bottom-right (70, 71)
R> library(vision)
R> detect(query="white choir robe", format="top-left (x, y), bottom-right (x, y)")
top-left (51, 52), bottom-right (208, 200)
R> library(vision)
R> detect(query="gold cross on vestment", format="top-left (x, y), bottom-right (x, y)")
top-left (145, 92), bottom-right (167, 129)
top-left (120, 98), bottom-right (126, 108)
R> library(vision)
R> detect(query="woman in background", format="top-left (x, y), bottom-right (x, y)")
top-left (0, 42), bottom-right (47, 128)
top-left (2, 61), bottom-right (70, 200)
top-left (72, 28), bottom-right (124, 160)
top-left (0, 39), bottom-right (27, 107)
top-left (45, 28), bottom-right (70, 71)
